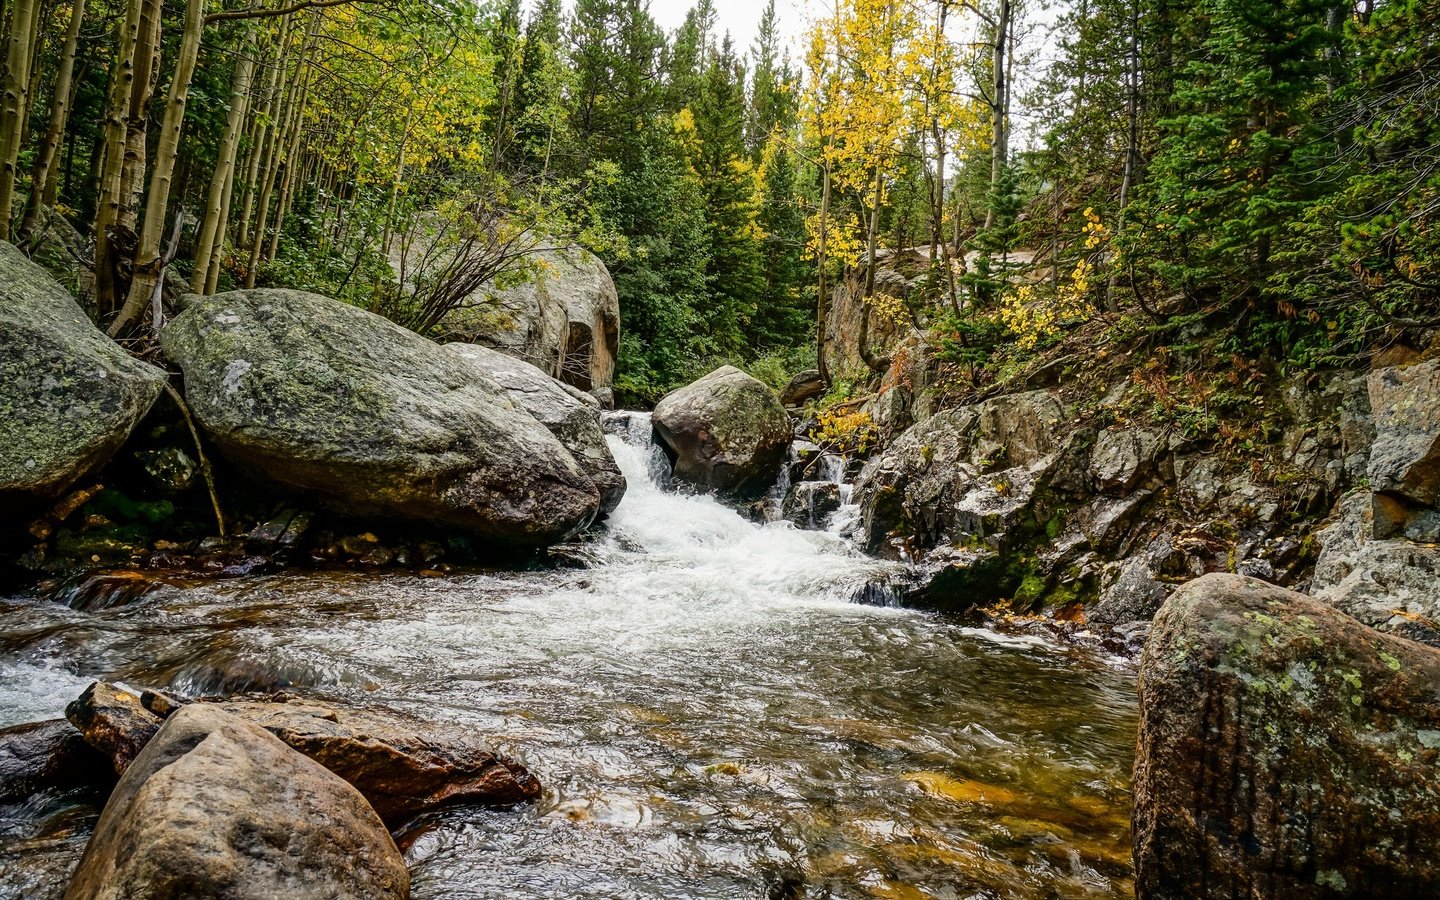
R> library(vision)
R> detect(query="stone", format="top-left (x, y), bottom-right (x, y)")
top-left (0, 241), bottom-right (166, 514)
top-left (0, 720), bottom-right (112, 802)
top-left (857, 389), bottom-right (1065, 555)
top-left (1088, 427), bottom-right (1164, 494)
top-left (132, 446), bottom-right (197, 494)
top-left (64, 704), bottom-right (408, 900)
top-left (1311, 492), bottom-right (1440, 646)
top-left (65, 682), bottom-right (161, 775)
top-left (1134, 573), bottom-right (1440, 899)
top-left (779, 369), bottom-right (826, 407)
top-left (438, 244), bottom-right (620, 399)
top-left (445, 342), bottom-right (625, 516)
top-left (65, 683), bottom-right (541, 828)
top-left (161, 288), bottom-right (601, 548)
top-left (1088, 553), bottom-right (1170, 627)
top-left (212, 696), bottom-right (542, 828)
top-left (245, 508), bottom-right (313, 555)
top-left (1366, 358), bottom-right (1440, 505)
top-left (652, 366), bottom-right (793, 499)
top-left (782, 481), bottom-right (842, 529)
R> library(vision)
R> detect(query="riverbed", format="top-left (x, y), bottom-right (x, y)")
top-left (0, 419), bottom-right (1138, 898)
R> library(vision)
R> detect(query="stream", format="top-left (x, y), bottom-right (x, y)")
top-left (0, 415), bottom-right (1139, 899)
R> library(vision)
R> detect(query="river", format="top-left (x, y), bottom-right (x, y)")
top-left (0, 416), bottom-right (1138, 898)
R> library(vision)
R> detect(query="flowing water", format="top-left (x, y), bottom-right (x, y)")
top-left (0, 416), bottom-right (1138, 899)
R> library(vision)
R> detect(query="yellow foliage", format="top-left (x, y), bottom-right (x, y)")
top-left (999, 211), bottom-right (1110, 349)
top-left (809, 409), bottom-right (878, 456)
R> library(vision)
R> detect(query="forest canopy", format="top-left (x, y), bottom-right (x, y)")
top-left (4, 0), bottom-right (1436, 403)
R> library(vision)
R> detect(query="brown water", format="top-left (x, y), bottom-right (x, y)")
top-left (0, 420), bottom-right (1137, 899)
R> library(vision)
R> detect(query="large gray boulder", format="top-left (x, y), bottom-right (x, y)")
top-left (651, 366), bottom-right (792, 499)
top-left (1311, 492), bottom-right (1440, 645)
top-left (162, 289), bottom-right (602, 547)
top-left (1135, 573), bottom-right (1440, 898)
top-left (65, 704), bottom-right (408, 900)
top-left (0, 241), bottom-right (166, 513)
top-left (1366, 359), bottom-right (1440, 505)
top-left (445, 342), bottom-right (625, 516)
top-left (439, 245), bottom-right (620, 402)
top-left (858, 389), bottom-right (1066, 555)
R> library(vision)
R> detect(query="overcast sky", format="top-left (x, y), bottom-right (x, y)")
top-left (648, 0), bottom-right (807, 56)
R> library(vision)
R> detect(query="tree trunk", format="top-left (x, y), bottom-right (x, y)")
top-left (112, 0), bottom-right (205, 336)
top-left (0, 0), bottom-right (40, 240)
top-left (93, 0), bottom-right (143, 314)
top-left (816, 164), bottom-right (831, 385)
top-left (246, 14), bottom-right (316, 287)
top-left (982, 0), bottom-right (1010, 232)
top-left (18, 0), bottom-right (84, 240)
top-left (237, 17), bottom-right (289, 249)
top-left (192, 47), bottom-right (255, 292)
top-left (1105, 0), bottom-right (1140, 311)
top-left (863, 162), bottom-right (882, 295)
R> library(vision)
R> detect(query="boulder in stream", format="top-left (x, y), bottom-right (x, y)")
top-left (0, 719), bottom-right (112, 802)
top-left (213, 695), bottom-right (541, 828)
top-left (0, 241), bottom-right (166, 515)
top-left (445, 342), bottom-right (625, 516)
top-left (161, 288), bottom-right (602, 548)
top-left (783, 481), bottom-right (842, 529)
top-left (652, 366), bottom-right (792, 499)
top-left (64, 703), bottom-right (408, 900)
top-left (1134, 573), bottom-right (1440, 898)
top-left (65, 683), bottom-right (541, 827)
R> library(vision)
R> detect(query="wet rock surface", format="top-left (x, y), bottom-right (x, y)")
top-left (783, 482), bottom-right (842, 529)
top-left (0, 720), bottom-right (111, 802)
top-left (211, 695), bottom-right (541, 828)
top-left (161, 288), bottom-right (601, 548)
top-left (1135, 573), bottom-right (1440, 898)
top-left (61, 682), bottom-right (540, 827)
top-left (64, 704), bottom-right (408, 900)
top-left (652, 366), bottom-right (792, 499)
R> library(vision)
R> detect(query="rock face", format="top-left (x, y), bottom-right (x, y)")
top-left (445, 342), bottom-right (625, 516)
top-left (439, 245), bottom-right (620, 402)
top-left (65, 704), bottom-right (408, 900)
top-left (0, 241), bottom-right (166, 513)
top-left (858, 389), bottom-right (1066, 557)
top-left (1366, 359), bottom-right (1440, 505)
top-left (652, 366), bottom-right (792, 499)
top-left (1135, 573), bottom-right (1440, 899)
top-left (1311, 492), bottom-right (1440, 645)
top-left (65, 683), bottom-right (541, 827)
top-left (162, 289), bottom-right (602, 547)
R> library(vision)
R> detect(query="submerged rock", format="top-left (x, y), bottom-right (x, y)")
top-left (64, 704), bottom-right (408, 900)
top-left (64, 683), bottom-right (540, 827)
top-left (1135, 573), bottom-right (1440, 898)
top-left (0, 241), bottom-right (166, 515)
top-left (445, 342), bottom-right (625, 516)
top-left (652, 366), bottom-right (792, 499)
top-left (161, 288), bottom-right (601, 548)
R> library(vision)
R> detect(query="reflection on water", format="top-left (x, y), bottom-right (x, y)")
top-left (0, 417), bottom-right (1137, 898)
